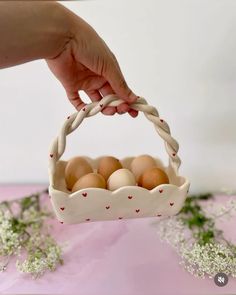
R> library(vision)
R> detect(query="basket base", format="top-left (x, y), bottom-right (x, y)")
top-left (48, 156), bottom-right (190, 224)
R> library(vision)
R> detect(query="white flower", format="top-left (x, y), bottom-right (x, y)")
top-left (0, 192), bottom-right (63, 278)
top-left (156, 197), bottom-right (236, 279)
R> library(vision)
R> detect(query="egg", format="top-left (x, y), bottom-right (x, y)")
top-left (97, 156), bottom-right (122, 181)
top-left (130, 155), bottom-right (157, 181)
top-left (107, 168), bottom-right (136, 191)
top-left (65, 157), bottom-right (93, 190)
top-left (72, 173), bottom-right (106, 192)
top-left (138, 167), bottom-right (169, 190)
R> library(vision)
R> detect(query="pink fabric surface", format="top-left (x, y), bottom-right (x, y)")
top-left (0, 184), bottom-right (236, 295)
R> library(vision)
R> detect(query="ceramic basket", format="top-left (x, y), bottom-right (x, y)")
top-left (48, 95), bottom-right (190, 224)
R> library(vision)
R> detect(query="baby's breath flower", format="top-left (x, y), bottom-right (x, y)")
top-left (180, 242), bottom-right (236, 278)
top-left (0, 210), bottom-right (22, 256)
top-left (0, 190), bottom-right (63, 278)
top-left (156, 195), bottom-right (236, 279)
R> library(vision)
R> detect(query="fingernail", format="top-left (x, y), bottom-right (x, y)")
top-left (129, 109), bottom-right (139, 118)
top-left (117, 109), bottom-right (126, 115)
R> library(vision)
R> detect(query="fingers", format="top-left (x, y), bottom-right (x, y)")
top-left (103, 55), bottom-right (138, 104)
top-left (117, 102), bottom-right (129, 114)
top-left (98, 82), bottom-right (116, 115)
top-left (68, 90), bottom-right (138, 117)
top-left (85, 89), bottom-right (116, 115)
top-left (102, 106), bottom-right (116, 115)
top-left (85, 89), bottom-right (102, 102)
top-left (66, 81), bottom-right (138, 118)
top-left (67, 90), bottom-right (86, 111)
top-left (99, 83), bottom-right (136, 115)
top-left (99, 82), bottom-right (114, 96)
top-left (128, 109), bottom-right (138, 118)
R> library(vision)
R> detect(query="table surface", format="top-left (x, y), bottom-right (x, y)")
top-left (0, 184), bottom-right (235, 295)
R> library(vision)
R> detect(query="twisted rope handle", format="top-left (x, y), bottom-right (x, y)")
top-left (48, 95), bottom-right (181, 187)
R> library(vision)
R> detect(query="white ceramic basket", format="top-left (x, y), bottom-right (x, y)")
top-left (48, 95), bottom-right (190, 224)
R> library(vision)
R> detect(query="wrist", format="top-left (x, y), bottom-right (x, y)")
top-left (0, 1), bottom-right (74, 67)
top-left (39, 2), bottom-right (73, 59)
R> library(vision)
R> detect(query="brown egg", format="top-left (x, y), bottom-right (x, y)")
top-left (131, 155), bottom-right (156, 181)
top-left (65, 157), bottom-right (93, 190)
top-left (72, 173), bottom-right (106, 192)
top-left (138, 167), bottom-right (169, 190)
top-left (97, 156), bottom-right (122, 181)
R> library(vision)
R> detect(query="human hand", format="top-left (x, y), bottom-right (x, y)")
top-left (0, 2), bottom-right (138, 116)
top-left (46, 6), bottom-right (138, 117)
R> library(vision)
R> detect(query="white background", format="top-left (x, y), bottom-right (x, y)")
top-left (0, 0), bottom-right (236, 193)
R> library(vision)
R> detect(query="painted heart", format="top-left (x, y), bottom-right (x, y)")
top-left (160, 119), bottom-right (164, 122)
top-left (100, 104), bottom-right (103, 108)
top-left (159, 189), bottom-right (163, 193)
top-left (106, 206), bottom-right (110, 209)
top-left (172, 153), bottom-right (176, 157)
top-left (135, 209), bottom-right (140, 213)
top-left (82, 192), bottom-right (87, 197)
top-left (60, 221), bottom-right (63, 224)
top-left (82, 107), bottom-right (86, 111)
top-left (157, 214), bottom-right (162, 217)
top-left (86, 218), bottom-right (90, 221)
top-left (60, 207), bottom-right (65, 211)
top-left (118, 217), bottom-right (123, 219)
top-left (170, 202), bottom-right (174, 206)
top-left (50, 154), bottom-right (53, 158)
top-left (128, 195), bottom-right (133, 199)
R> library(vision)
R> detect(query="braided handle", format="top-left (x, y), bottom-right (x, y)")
top-left (48, 95), bottom-right (181, 186)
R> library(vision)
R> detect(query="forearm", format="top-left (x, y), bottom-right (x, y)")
top-left (0, 1), bottom-right (71, 68)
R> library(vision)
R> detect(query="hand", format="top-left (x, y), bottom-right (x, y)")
top-left (46, 8), bottom-right (138, 117)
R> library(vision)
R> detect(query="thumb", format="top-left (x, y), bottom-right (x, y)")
top-left (104, 61), bottom-right (137, 104)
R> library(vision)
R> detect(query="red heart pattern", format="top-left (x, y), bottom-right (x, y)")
top-left (100, 104), bottom-right (103, 108)
top-left (82, 107), bottom-right (86, 111)
top-left (57, 182), bottom-right (178, 222)
top-left (50, 154), bottom-right (53, 158)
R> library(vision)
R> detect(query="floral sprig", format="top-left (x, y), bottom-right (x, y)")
top-left (0, 190), bottom-right (63, 278)
top-left (155, 193), bottom-right (236, 278)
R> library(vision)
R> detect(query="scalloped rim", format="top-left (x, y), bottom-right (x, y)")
top-left (48, 156), bottom-right (190, 224)
top-left (50, 155), bottom-right (189, 196)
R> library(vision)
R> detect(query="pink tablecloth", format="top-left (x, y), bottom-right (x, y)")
top-left (0, 184), bottom-right (235, 295)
